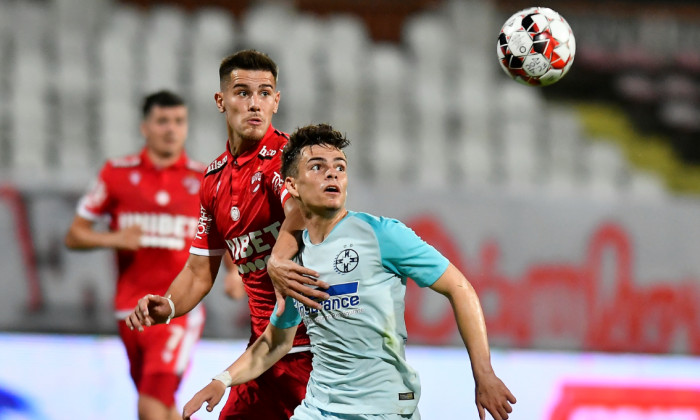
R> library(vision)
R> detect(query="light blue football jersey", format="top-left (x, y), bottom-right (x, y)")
top-left (271, 211), bottom-right (449, 415)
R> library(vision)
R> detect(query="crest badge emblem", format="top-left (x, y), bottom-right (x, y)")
top-left (334, 249), bottom-right (359, 274)
top-left (230, 206), bottom-right (240, 221)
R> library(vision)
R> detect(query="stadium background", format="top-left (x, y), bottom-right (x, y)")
top-left (1, 0), bottom-right (700, 418)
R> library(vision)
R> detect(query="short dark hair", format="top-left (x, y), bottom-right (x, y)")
top-left (281, 123), bottom-right (351, 179)
top-left (219, 49), bottom-right (279, 88)
top-left (142, 90), bottom-right (186, 118)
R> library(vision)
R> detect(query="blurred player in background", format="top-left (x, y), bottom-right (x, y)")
top-left (183, 123), bottom-right (517, 420)
top-left (64, 90), bottom-right (241, 420)
top-left (126, 50), bottom-right (330, 419)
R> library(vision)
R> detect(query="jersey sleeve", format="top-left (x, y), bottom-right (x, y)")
top-left (189, 191), bottom-right (227, 257)
top-left (76, 164), bottom-right (113, 221)
top-left (366, 215), bottom-right (449, 288)
top-left (270, 296), bottom-right (302, 329)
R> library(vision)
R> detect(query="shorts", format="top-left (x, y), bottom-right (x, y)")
top-left (291, 399), bottom-right (421, 420)
top-left (218, 350), bottom-right (312, 420)
top-left (118, 305), bottom-right (204, 407)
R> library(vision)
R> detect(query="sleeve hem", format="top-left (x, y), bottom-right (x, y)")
top-left (189, 246), bottom-right (227, 257)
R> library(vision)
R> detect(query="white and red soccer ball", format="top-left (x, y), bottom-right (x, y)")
top-left (497, 7), bottom-right (576, 86)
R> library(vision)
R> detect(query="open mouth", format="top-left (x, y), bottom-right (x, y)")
top-left (324, 186), bottom-right (339, 193)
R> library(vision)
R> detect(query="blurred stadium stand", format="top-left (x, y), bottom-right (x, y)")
top-left (2, 0), bottom-right (695, 197)
top-left (2, 0), bottom-right (700, 346)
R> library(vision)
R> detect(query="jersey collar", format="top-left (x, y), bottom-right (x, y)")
top-left (139, 147), bottom-right (189, 170)
top-left (226, 125), bottom-right (277, 167)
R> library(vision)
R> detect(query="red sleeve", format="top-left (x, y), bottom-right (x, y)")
top-left (189, 186), bottom-right (227, 257)
top-left (270, 144), bottom-right (289, 207)
top-left (76, 164), bottom-right (113, 221)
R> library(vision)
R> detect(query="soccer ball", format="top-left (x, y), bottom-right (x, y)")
top-left (497, 7), bottom-right (576, 86)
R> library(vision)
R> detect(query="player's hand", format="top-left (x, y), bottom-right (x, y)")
top-left (115, 225), bottom-right (142, 251)
top-left (182, 380), bottom-right (227, 419)
top-left (267, 254), bottom-right (328, 315)
top-left (474, 373), bottom-right (516, 420)
top-left (124, 294), bottom-right (172, 332)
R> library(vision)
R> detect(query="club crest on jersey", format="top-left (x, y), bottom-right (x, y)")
top-left (250, 171), bottom-right (263, 194)
top-left (155, 190), bottom-right (170, 206)
top-left (334, 248), bottom-right (359, 274)
top-left (230, 206), bottom-right (240, 221)
top-left (182, 176), bottom-right (200, 195)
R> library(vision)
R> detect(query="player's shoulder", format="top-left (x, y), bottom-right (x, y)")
top-left (107, 153), bottom-right (141, 169)
top-left (204, 150), bottom-right (229, 178)
top-left (349, 211), bottom-right (402, 229)
top-left (258, 128), bottom-right (289, 161)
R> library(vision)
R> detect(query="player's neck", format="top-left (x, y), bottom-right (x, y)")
top-left (146, 148), bottom-right (181, 168)
top-left (228, 136), bottom-right (258, 158)
top-left (305, 208), bottom-right (348, 244)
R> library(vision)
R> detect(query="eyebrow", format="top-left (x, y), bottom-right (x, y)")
top-left (232, 83), bottom-right (275, 90)
top-left (307, 156), bottom-right (347, 164)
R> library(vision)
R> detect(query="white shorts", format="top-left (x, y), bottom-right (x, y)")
top-left (291, 399), bottom-right (420, 420)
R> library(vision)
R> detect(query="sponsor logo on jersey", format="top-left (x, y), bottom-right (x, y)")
top-left (272, 171), bottom-right (284, 195)
top-left (110, 155), bottom-right (140, 168)
top-left (295, 281), bottom-right (362, 320)
top-left (84, 178), bottom-right (107, 208)
top-left (250, 171), bottom-right (263, 194)
top-left (398, 392), bottom-right (415, 401)
top-left (258, 145), bottom-right (277, 159)
top-left (118, 212), bottom-right (197, 250)
top-left (205, 156), bottom-right (228, 176)
top-left (334, 249), bottom-right (359, 274)
top-left (195, 205), bottom-right (213, 240)
top-left (225, 221), bottom-right (281, 263)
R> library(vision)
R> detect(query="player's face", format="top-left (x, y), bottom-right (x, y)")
top-left (141, 105), bottom-right (188, 159)
top-left (289, 145), bottom-right (348, 216)
top-left (215, 69), bottom-right (280, 144)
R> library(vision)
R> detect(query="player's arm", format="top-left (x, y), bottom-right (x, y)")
top-left (222, 253), bottom-right (245, 300)
top-left (64, 215), bottom-right (141, 251)
top-left (182, 321), bottom-right (297, 419)
top-left (430, 263), bottom-right (516, 420)
top-left (125, 253), bottom-right (223, 331)
top-left (267, 197), bottom-right (328, 314)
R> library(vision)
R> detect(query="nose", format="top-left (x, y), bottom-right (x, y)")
top-left (248, 94), bottom-right (261, 111)
top-left (326, 168), bottom-right (338, 179)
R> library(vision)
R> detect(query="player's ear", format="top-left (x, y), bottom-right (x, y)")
top-left (273, 91), bottom-right (280, 114)
top-left (214, 92), bottom-right (225, 113)
top-left (285, 176), bottom-right (299, 198)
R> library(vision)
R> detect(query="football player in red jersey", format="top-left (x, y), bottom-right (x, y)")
top-left (126, 50), bottom-right (331, 419)
top-left (65, 90), bottom-right (235, 420)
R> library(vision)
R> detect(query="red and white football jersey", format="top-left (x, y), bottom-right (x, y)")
top-left (77, 148), bottom-right (206, 318)
top-left (191, 125), bottom-right (310, 348)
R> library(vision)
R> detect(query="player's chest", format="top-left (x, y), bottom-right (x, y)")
top-left (112, 169), bottom-right (200, 212)
top-left (302, 235), bottom-right (385, 289)
top-left (211, 164), bottom-right (284, 236)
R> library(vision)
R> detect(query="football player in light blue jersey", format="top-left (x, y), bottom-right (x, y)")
top-left (183, 124), bottom-right (516, 420)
